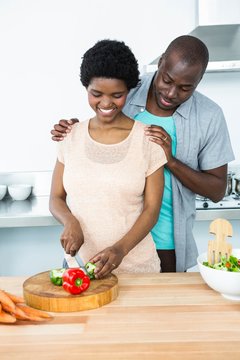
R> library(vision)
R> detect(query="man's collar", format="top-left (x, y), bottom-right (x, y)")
top-left (129, 72), bottom-right (156, 107)
top-left (128, 71), bottom-right (194, 119)
top-left (175, 95), bottom-right (194, 120)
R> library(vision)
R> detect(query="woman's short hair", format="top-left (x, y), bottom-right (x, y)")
top-left (80, 39), bottom-right (140, 90)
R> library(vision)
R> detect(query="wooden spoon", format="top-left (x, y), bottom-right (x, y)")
top-left (207, 218), bottom-right (232, 265)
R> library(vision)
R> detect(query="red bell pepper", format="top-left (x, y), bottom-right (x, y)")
top-left (62, 268), bottom-right (90, 295)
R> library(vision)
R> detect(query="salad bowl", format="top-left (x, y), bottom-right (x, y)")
top-left (197, 248), bottom-right (240, 301)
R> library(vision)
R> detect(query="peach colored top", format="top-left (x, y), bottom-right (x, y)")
top-left (58, 119), bottom-right (167, 273)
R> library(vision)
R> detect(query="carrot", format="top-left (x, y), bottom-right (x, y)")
top-left (0, 289), bottom-right (16, 312)
top-left (17, 314), bottom-right (45, 322)
top-left (2, 303), bottom-right (30, 320)
top-left (4, 291), bottom-right (24, 304)
top-left (0, 310), bottom-right (16, 324)
top-left (13, 305), bottom-right (31, 320)
top-left (0, 289), bottom-right (53, 323)
top-left (17, 304), bottom-right (53, 320)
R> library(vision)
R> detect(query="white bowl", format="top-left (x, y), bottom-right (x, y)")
top-left (197, 249), bottom-right (240, 301)
top-left (8, 184), bottom-right (32, 201)
top-left (0, 185), bottom-right (7, 200)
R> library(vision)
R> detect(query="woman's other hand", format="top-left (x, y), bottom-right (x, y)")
top-left (60, 217), bottom-right (84, 257)
top-left (89, 245), bottom-right (125, 279)
top-left (51, 118), bottom-right (79, 141)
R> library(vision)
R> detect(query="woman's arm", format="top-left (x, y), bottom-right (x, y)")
top-left (49, 160), bottom-right (84, 256)
top-left (91, 167), bottom-right (164, 278)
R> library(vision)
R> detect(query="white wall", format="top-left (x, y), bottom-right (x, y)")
top-left (0, 0), bottom-right (197, 172)
top-left (1, 0), bottom-right (239, 172)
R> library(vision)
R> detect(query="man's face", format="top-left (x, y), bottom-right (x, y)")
top-left (152, 52), bottom-right (203, 112)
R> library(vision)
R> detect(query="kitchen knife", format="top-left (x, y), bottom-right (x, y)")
top-left (75, 253), bottom-right (85, 268)
top-left (64, 252), bottom-right (87, 272)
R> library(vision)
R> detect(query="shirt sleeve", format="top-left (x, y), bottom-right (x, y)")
top-left (57, 141), bottom-right (65, 164)
top-left (146, 139), bottom-right (167, 177)
top-left (198, 107), bottom-right (235, 170)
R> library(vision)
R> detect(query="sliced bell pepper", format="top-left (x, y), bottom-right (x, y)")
top-left (62, 268), bottom-right (90, 295)
top-left (49, 268), bottom-right (66, 286)
top-left (85, 262), bottom-right (97, 279)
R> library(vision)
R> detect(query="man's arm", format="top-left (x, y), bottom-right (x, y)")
top-left (144, 125), bottom-right (227, 202)
top-left (167, 159), bottom-right (227, 202)
top-left (51, 118), bottom-right (79, 141)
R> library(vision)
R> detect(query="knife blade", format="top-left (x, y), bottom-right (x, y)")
top-left (75, 253), bottom-right (85, 268)
top-left (64, 252), bottom-right (87, 273)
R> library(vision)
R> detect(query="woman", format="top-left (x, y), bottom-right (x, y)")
top-left (49, 39), bottom-right (167, 278)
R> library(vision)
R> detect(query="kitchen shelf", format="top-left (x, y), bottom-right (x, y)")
top-left (1, 196), bottom-right (240, 228)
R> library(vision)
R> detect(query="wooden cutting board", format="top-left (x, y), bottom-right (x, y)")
top-left (23, 271), bottom-right (118, 312)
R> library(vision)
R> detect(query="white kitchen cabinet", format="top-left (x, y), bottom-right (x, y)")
top-left (0, 226), bottom-right (64, 276)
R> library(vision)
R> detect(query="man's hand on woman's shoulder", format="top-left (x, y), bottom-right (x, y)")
top-left (50, 118), bottom-right (79, 141)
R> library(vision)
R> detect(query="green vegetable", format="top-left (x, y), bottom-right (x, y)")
top-left (49, 268), bottom-right (66, 286)
top-left (203, 255), bottom-right (240, 272)
top-left (85, 262), bottom-right (96, 279)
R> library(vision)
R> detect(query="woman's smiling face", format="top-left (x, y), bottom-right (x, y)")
top-left (87, 77), bottom-right (129, 123)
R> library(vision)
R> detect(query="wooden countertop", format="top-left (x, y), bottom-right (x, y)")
top-left (1, 273), bottom-right (240, 359)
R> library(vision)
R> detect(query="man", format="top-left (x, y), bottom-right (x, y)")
top-left (50, 35), bottom-right (234, 272)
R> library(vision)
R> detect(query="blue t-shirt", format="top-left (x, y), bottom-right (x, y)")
top-left (135, 110), bottom-right (176, 250)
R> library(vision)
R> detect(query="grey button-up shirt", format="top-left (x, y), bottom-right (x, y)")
top-left (123, 72), bottom-right (235, 271)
